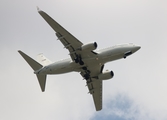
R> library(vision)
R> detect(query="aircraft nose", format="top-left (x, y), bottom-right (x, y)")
top-left (133, 46), bottom-right (141, 53)
top-left (136, 46), bottom-right (141, 50)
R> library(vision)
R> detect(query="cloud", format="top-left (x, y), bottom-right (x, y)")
top-left (90, 94), bottom-right (158, 120)
top-left (91, 91), bottom-right (167, 120)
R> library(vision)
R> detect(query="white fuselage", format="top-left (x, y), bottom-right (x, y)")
top-left (37, 43), bottom-right (140, 75)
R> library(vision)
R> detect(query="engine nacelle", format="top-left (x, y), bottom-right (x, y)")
top-left (98, 71), bottom-right (114, 80)
top-left (80, 42), bottom-right (97, 51)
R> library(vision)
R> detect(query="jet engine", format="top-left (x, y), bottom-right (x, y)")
top-left (80, 42), bottom-right (97, 51)
top-left (98, 71), bottom-right (114, 80)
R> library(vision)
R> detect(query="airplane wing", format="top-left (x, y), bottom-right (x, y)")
top-left (38, 9), bottom-right (96, 62)
top-left (80, 64), bottom-right (104, 111)
top-left (87, 78), bottom-right (102, 111)
top-left (38, 9), bottom-right (102, 111)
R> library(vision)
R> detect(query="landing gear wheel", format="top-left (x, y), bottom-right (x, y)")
top-left (84, 74), bottom-right (90, 80)
top-left (79, 60), bottom-right (84, 65)
top-left (82, 67), bottom-right (87, 70)
top-left (75, 55), bottom-right (84, 65)
top-left (78, 56), bottom-right (84, 65)
top-left (74, 58), bottom-right (79, 63)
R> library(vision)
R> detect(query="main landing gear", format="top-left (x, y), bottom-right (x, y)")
top-left (80, 66), bottom-right (91, 80)
top-left (81, 67), bottom-right (91, 80)
top-left (76, 55), bottom-right (90, 80)
top-left (74, 55), bottom-right (84, 65)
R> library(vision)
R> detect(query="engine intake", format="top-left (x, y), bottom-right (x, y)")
top-left (80, 42), bottom-right (97, 51)
top-left (98, 71), bottom-right (114, 80)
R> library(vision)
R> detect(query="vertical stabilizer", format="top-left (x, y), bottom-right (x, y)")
top-left (37, 53), bottom-right (52, 66)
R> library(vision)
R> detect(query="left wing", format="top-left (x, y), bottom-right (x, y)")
top-left (38, 9), bottom-right (86, 62)
top-left (38, 9), bottom-right (97, 62)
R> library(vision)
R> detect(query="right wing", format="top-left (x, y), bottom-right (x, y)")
top-left (80, 64), bottom-right (104, 111)
top-left (87, 78), bottom-right (103, 111)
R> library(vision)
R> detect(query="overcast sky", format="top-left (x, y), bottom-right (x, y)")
top-left (1, 0), bottom-right (167, 120)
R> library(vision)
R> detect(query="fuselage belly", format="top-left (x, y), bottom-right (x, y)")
top-left (39, 44), bottom-right (140, 75)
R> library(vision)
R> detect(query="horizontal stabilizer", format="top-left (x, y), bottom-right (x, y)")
top-left (36, 74), bottom-right (46, 92)
top-left (18, 50), bottom-right (43, 71)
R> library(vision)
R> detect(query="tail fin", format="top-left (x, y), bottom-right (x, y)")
top-left (37, 53), bottom-right (52, 66)
top-left (18, 50), bottom-right (46, 92)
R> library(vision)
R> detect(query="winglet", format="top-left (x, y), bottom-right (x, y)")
top-left (37, 6), bottom-right (41, 12)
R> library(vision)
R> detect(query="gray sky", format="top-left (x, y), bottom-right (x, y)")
top-left (1, 0), bottom-right (167, 120)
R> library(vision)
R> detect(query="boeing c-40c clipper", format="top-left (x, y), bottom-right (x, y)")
top-left (18, 8), bottom-right (140, 111)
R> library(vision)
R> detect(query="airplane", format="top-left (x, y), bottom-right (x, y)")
top-left (18, 8), bottom-right (140, 111)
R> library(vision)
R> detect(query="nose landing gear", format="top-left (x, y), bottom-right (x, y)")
top-left (124, 51), bottom-right (132, 59)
